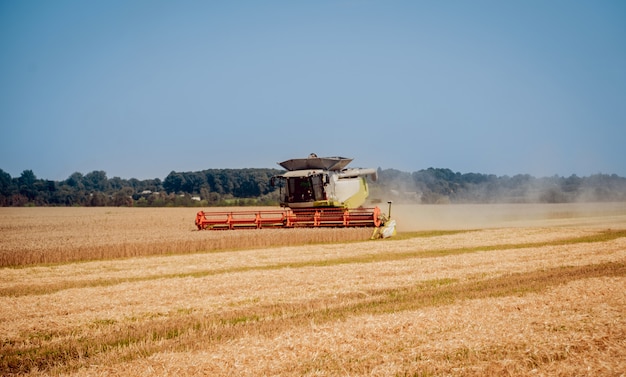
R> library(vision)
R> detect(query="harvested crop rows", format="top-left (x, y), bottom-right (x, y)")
top-left (1, 205), bottom-right (625, 376)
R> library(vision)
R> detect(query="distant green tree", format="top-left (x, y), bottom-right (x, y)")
top-left (109, 177), bottom-right (126, 191)
top-left (181, 172), bottom-right (206, 193)
top-left (84, 171), bottom-right (109, 192)
top-left (0, 169), bottom-right (13, 196)
top-left (65, 172), bottom-right (85, 190)
top-left (163, 172), bottom-right (184, 193)
top-left (18, 170), bottom-right (38, 201)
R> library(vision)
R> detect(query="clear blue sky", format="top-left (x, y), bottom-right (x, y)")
top-left (1, 0), bottom-right (625, 180)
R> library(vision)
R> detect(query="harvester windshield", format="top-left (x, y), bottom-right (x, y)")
top-left (286, 174), bottom-right (325, 203)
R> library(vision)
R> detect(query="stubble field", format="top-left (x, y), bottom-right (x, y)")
top-left (1, 203), bottom-right (626, 376)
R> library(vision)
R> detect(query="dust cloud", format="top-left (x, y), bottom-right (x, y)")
top-left (370, 169), bottom-right (626, 207)
top-left (386, 202), bottom-right (626, 232)
top-left (367, 170), bottom-right (626, 231)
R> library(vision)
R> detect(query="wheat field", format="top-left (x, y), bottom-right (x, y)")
top-left (1, 204), bottom-right (625, 376)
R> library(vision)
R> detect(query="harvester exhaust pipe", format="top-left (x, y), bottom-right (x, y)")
top-left (387, 201), bottom-right (393, 218)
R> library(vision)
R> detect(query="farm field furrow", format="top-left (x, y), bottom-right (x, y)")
top-left (0, 227), bottom-right (621, 297)
top-left (1, 204), bottom-right (625, 376)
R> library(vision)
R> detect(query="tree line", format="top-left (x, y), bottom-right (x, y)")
top-left (0, 168), bottom-right (282, 207)
top-left (1, 167), bottom-right (625, 207)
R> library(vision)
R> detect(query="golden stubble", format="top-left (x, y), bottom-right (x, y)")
top-left (120, 276), bottom-right (625, 377)
top-left (1, 204), bottom-right (625, 376)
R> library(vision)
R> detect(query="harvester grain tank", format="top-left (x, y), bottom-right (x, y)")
top-left (195, 154), bottom-right (395, 237)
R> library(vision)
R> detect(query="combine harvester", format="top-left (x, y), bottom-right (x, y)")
top-left (195, 154), bottom-right (396, 238)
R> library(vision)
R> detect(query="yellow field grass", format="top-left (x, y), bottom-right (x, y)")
top-left (0, 207), bottom-right (373, 267)
top-left (1, 204), bottom-right (625, 376)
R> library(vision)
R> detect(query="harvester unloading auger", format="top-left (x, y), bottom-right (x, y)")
top-left (195, 154), bottom-right (396, 238)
